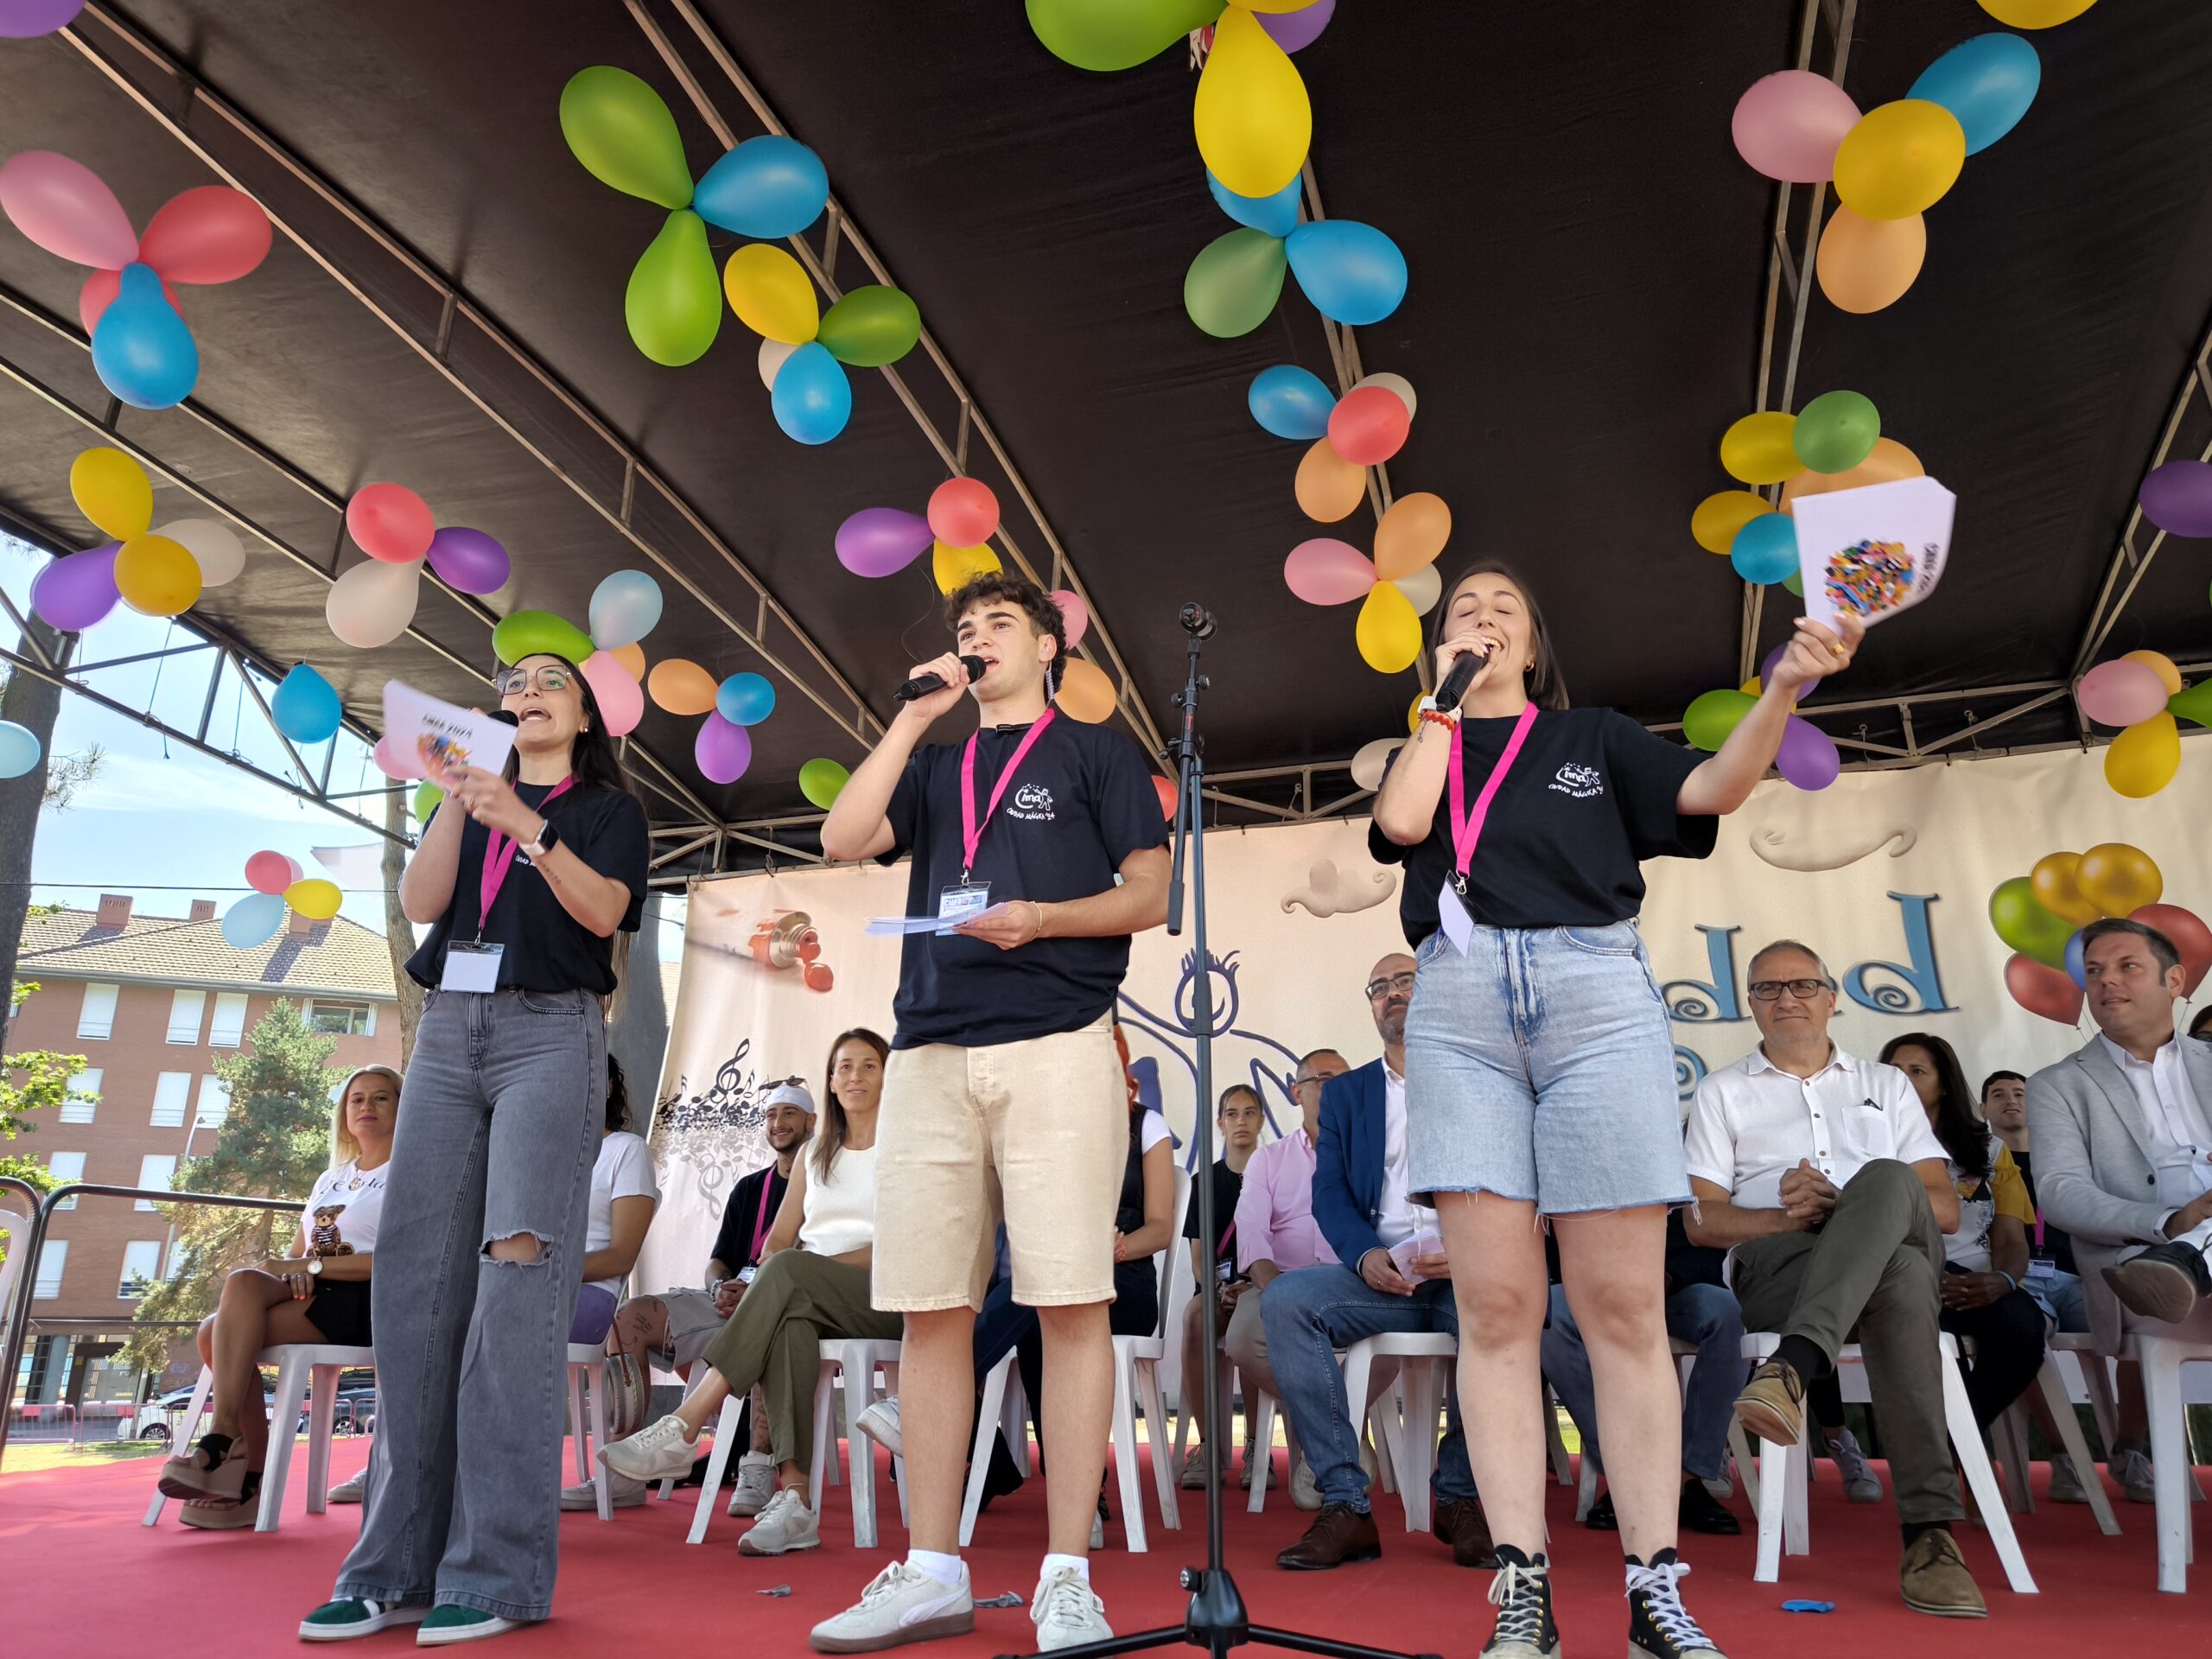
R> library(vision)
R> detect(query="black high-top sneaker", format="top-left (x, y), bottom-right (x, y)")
top-left (1626, 1548), bottom-right (1724, 1659)
top-left (1479, 1546), bottom-right (1560, 1659)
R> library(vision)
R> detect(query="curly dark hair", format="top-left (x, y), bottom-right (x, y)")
top-left (942, 574), bottom-right (1068, 692)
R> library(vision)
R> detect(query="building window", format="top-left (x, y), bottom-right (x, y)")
top-left (307, 1001), bottom-right (375, 1037)
top-left (47, 1151), bottom-right (86, 1210)
top-left (207, 991), bottom-right (250, 1048)
top-left (137, 1154), bottom-right (178, 1211)
top-left (119, 1241), bottom-right (162, 1300)
top-left (149, 1071), bottom-right (191, 1128)
top-left (167, 988), bottom-right (207, 1045)
top-left (76, 982), bottom-right (118, 1040)
top-left (59, 1067), bottom-right (101, 1125)
top-left (195, 1075), bottom-right (232, 1128)
top-left (33, 1241), bottom-right (67, 1300)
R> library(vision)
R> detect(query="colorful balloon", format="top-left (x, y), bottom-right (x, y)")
top-left (1151, 773), bottom-right (1179, 821)
top-left (137, 186), bottom-right (271, 283)
top-left (1375, 493), bottom-right (1450, 579)
top-left (694, 712), bottom-right (753, 785)
top-left (1833, 100), bottom-right (1967, 221)
top-left (69, 446), bottom-right (152, 542)
top-left (1392, 564), bottom-right (1442, 616)
top-left (1719, 410), bottom-right (1800, 486)
top-left (798, 757), bottom-right (851, 810)
top-left (1731, 70), bottom-right (1863, 183)
top-left (219, 892), bottom-right (286, 950)
top-left (1294, 435), bottom-right (1365, 523)
top-left (114, 533), bottom-right (200, 616)
top-left (245, 850), bottom-right (302, 895)
top-left (326, 556), bottom-right (421, 649)
top-left (1815, 207), bottom-right (1926, 314)
top-left (1184, 226), bottom-right (1288, 338)
top-left (2075, 842), bottom-right (2162, 918)
top-left (692, 135), bottom-right (829, 238)
top-left (580, 649), bottom-right (644, 737)
top-left (270, 663), bottom-right (342, 745)
top-left (757, 336), bottom-right (798, 391)
top-left (346, 482), bottom-right (435, 564)
top-left (1682, 689), bottom-right (1756, 753)
top-left (78, 264), bottom-right (180, 334)
top-left (412, 779), bottom-right (444, 823)
top-left (2031, 851), bottom-right (2100, 928)
top-left (723, 243), bottom-right (818, 344)
top-left (1977, 0), bottom-right (2097, 29)
top-left (1054, 658), bottom-right (1119, 724)
top-left (424, 527), bottom-right (510, 595)
top-left (1775, 715), bottom-right (1840, 790)
top-left (159, 518), bottom-right (245, 588)
top-left (1781, 437), bottom-right (1923, 506)
top-left (928, 478), bottom-right (1000, 547)
top-left (2130, 903), bottom-right (2212, 997)
top-left (1207, 168), bottom-right (1301, 239)
top-left (2170, 678), bottom-right (2212, 728)
top-left (1284, 538), bottom-right (1376, 605)
top-left (1791, 390), bottom-right (1881, 474)
top-left (2121, 650), bottom-right (2183, 696)
top-left (588, 569), bottom-right (664, 651)
top-left (492, 610), bottom-right (594, 666)
top-left (29, 543), bottom-right (119, 632)
top-left (0, 719), bottom-right (41, 780)
top-left (1286, 219), bottom-right (1408, 327)
top-left (1989, 876), bottom-right (2074, 969)
top-left (1351, 371), bottom-right (1416, 419)
top-left (1051, 589), bottom-right (1090, 650)
top-left (1255, 0), bottom-right (1332, 51)
top-left (816, 284), bottom-right (921, 368)
top-left (0, 1), bottom-right (86, 38)
top-left (1355, 582), bottom-right (1421, 673)
top-left (0, 150), bottom-right (137, 267)
top-left (2004, 952), bottom-right (2082, 1026)
top-left (372, 734), bottom-right (417, 781)
top-left (769, 342), bottom-right (851, 443)
top-left (1730, 512), bottom-right (1799, 585)
top-left (626, 209), bottom-right (721, 367)
top-left (836, 507), bottom-right (933, 578)
top-left (1761, 640), bottom-right (1821, 703)
top-left (1249, 364), bottom-right (1335, 440)
top-left (1025, 0), bottom-right (1226, 72)
top-left (1691, 492), bottom-right (1774, 556)
top-left (91, 264), bottom-right (198, 409)
top-left (284, 878), bottom-right (343, 922)
top-left (716, 671), bottom-right (776, 727)
top-left (2076, 658), bottom-right (2171, 728)
top-left (1327, 385), bottom-right (1410, 467)
top-left (931, 540), bottom-right (1001, 594)
top-left (1349, 736), bottom-right (1402, 792)
top-left (559, 67), bottom-right (695, 209)
top-left (647, 658), bottom-right (720, 716)
top-left (609, 642), bottom-right (647, 680)
top-left (2139, 459), bottom-right (2212, 537)
top-left (1909, 33), bottom-right (2040, 155)
top-left (2103, 712), bottom-right (2180, 798)
top-left (1193, 8), bottom-right (1311, 198)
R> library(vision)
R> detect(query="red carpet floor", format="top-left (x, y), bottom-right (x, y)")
top-left (3, 1441), bottom-right (2202, 1656)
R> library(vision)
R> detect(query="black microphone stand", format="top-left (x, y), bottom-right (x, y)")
top-left (1005, 605), bottom-right (1437, 1659)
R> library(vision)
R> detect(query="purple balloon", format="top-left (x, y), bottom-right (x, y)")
top-left (1256, 0), bottom-right (1333, 53)
top-left (30, 543), bottom-right (120, 631)
top-left (694, 710), bottom-right (753, 785)
top-left (836, 506), bottom-right (933, 578)
top-left (1776, 715), bottom-right (1840, 791)
top-left (425, 526), bottom-right (512, 594)
top-left (0, 1), bottom-right (86, 40)
top-left (2139, 459), bottom-right (2212, 538)
top-left (1760, 640), bottom-right (1821, 702)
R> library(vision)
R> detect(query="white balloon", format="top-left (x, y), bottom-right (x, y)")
top-left (326, 557), bottom-right (421, 649)
top-left (156, 517), bottom-right (246, 587)
top-left (1351, 372), bottom-right (1416, 421)
top-left (759, 337), bottom-right (798, 391)
top-left (1392, 563), bottom-right (1442, 615)
top-left (1351, 737), bottom-right (1402, 792)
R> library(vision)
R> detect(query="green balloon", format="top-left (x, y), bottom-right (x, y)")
top-left (492, 610), bottom-right (594, 667)
top-left (2170, 678), bottom-right (2212, 728)
top-left (1185, 227), bottom-right (1287, 340)
top-left (1989, 877), bottom-right (2075, 970)
top-left (799, 758), bottom-right (850, 812)
top-left (1783, 567), bottom-right (1804, 597)
top-left (1026, 0), bottom-right (1225, 72)
top-left (1682, 688), bottom-right (1757, 753)
top-left (817, 285), bottom-right (922, 368)
top-left (625, 209), bottom-right (721, 368)
top-left (412, 779), bottom-right (443, 823)
top-left (1792, 390), bottom-right (1881, 475)
top-left (561, 66), bottom-right (694, 209)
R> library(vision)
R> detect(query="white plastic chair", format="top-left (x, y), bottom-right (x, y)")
top-left (143, 1344), bottom-right (376, 1531)
top-left (1572, 1336), bottom-right (1760, 1522)
top-left (2131, 1331), bottom-right (2212, 1592)
top-left (1987, 1352), bottom-right (2119, 1535)
top-left (565, 1344), bottom-right (614, 1520)
top-left (1104, 1169), bottom-right (1190, 1552)
top-left (1243, 1354), bottom-right (1412, 1516)
top-left (958, 1347), bottom-right (1033, 1546)
top-left (1340, 1332), bottom-right (1456, 1532)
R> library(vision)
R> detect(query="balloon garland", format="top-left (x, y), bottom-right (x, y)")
top-left (2075, 649), bottom-right (2208, 799)
top-left (1990, 836), bottom-right (2207, 1026)
top-left (1281, 490), bottom-right (1450, 674)
top-left (221, 851), bottom-right (341, 947)
top-left (30, 446), bottom-right (248, 628)
top-left (326, 484), bottom-right (513, 650)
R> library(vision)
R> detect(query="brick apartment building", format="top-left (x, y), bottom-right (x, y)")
top-left (5, 893), bottom-right (399, 1409)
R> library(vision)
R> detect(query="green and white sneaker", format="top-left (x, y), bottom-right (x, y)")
top-left (417, 1606), bottom-right (529, 1645)
top-left (298, 1599), bottom-right (428, 1642)
top-left (810, 1560), bottom-right (975, 1653)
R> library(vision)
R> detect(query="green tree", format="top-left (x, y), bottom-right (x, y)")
top-left (2, 979), bottom-right (81, 1267)
top-left (125, 999), bottom-right (339, 1372)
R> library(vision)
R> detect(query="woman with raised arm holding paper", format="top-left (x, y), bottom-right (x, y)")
top-left (300, 652), bottom-right (648, 1649)
top-left (1370, 566), bottom-right (1858, 1659)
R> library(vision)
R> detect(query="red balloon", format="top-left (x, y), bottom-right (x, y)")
top-left (1151, 774), bottom-right (1178, 823)
top-left (245, 849), bottom-right (301, 896)
top-left (137, 186), bottom-right (272, 284)
top-left (928, 477), bottom-right (999, 548)
top-left (2004, 952), bottom-right (2082, 1027)
top-left (1325, 385), bottom-right (1411, 467)
top-left (346, 482), bottom-right (435, 564)
top-left (2130, 903), bottom-right (2212, 997)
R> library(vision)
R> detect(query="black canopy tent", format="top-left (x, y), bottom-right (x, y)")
top-left (2, 0), bottom-right (2209, 880)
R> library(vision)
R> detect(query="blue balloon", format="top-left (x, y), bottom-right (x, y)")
top-left (271, 662), bottom-right (342, 745)
top-left (1206, 168), bottom-right (1300, 239)
top-left (91, 263), bottom-right (198, 410)
top-left (1248, 365), bottom-right (1336, 441)
top-left (694, 136), bottom-right (830, 239)
top-left (2063, 929), bottom-right (2088, 991)
top-left (771, 342), bottom-right (851, 445)
top-left (221, 892), bottom-right (287, 950)
top-left (716, 671), bottom-right (776, 727)
top-left (0, 719), bottom-right (41, 779)
top-left (1730, 513), bottom-right (1799, 586)
top-left (1285, 220), bottom-right (1408, 327)
top-left (1909, 33), bottom-right (2039, 156)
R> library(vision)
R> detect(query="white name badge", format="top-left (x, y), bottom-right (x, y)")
top-left (1435, 880), bottom-right (1473, 956)
top-left (441, 940), bottom-right (504, 993)
top-left (938, 882), bottom-right (992, 925)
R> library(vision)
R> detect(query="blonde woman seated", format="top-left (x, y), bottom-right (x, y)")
top-left (154, 1065), bottom-right (400, 1529)
top-left (602, 1029), bottom-right (896, 1555)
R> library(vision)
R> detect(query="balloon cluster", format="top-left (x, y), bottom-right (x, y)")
top-left (1188, 168), bottom-right (1406, 339)
top-left (559, 67), bottom-right (918, 443)
top-left (1027, 0), bottom-right (1331, 73)
top-left (327, 483), bottom-right (512, 650)
top-left (0, 154), bottom-right (270, 408)
top-left (1680, 638), bottom-right (1840, 792)
top-left (1695, 394), bottom-right (1914, 587)
top-left (2076, 648), bottom-right (2211, 798)
top-left (836, 478), bottom-right (1008, 592)
top-left (1282, 492), bottom-right (1450, 674)
top-left (33, 446), bottom-right (245, 627)
top-left (1252, 367), bottom-right (1420, 480)
top-left (1991, 840), bottom-right (2207, 1024)
top-left (221, 851), bottom-right (342, 949)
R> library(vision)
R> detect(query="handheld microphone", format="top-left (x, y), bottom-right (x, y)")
top-left (893, 654), bottom-right (988, 703)
top-left (1435, 645), bottom-right (1490, 710)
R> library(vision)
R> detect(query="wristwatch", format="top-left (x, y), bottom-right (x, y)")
top-left (306, 1256), bottom-right (323, 1278)
top-left (525, 817), bottom-right (560, 858)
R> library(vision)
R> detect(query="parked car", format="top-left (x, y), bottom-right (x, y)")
top-left (132, 1387), bottom-right (275, 1441)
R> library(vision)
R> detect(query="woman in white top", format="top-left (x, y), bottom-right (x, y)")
top-left (154, 1065), bottom-right (401, 1528)
top-left (601, 1029), bottom-right (899, 1556)
top-left (574, 1053), bottom-right (660, 1343)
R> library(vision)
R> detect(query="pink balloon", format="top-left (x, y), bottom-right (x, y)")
top-left (79, 266), bottom-right (181, 334)
top-left (372, 734), bottom-right (419, 781)
top-left (694, 710), bottom-right (753, 785)
top-left (346, 482), bottom-right (435, 563)
top-left (137, 186), bottom-right (271, 284)
top-left (1051, 588), bottom-right (1089, 650)
top-left (581, 649), bottom-right (645, 737)
top-left (0, 150), bottom-right (138, 269)
top-left (1284, 538), bottom-right (1376, 606)
top-left (2077, 659), bottom-right (2172, 728)
top-left (1776, 715), bottom-right (1840, 791)
top-left (1732, 71), bottom-right (1862, 184)
top-left (245, 849), bottom-right (301, 895)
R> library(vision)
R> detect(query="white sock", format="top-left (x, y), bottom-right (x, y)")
top-left (907, 1548), bottom-right (963, 1586)
top-left (738, 1451), bottom-right (772, 1466)
top-left (1040, 1553), bottom-right (1090, 1585)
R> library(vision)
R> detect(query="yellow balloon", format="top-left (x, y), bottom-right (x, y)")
top-left (1834, 101), bottom-right (1966, 222)
top-left (1192, 8), bottom-right (1311, 198)
top-left (114, 533), bottom-right (201, 616)
top-left (70, 445), bottom-right (154, 542)
top-left (1054, 658), bottom-right (1119, 724)
top-left (722, 244), bottom-right (819, 344)
top-left (1978, 0), bottom-right (2097, 27)
top-left (2030, 851), bottom-right (2101, 928)
top-left (1355, 581), bottom-right (1421, 674)
top-left (2121, 649), bottom-right (2183, 697)
top-left (2103, 713), bottom-right (2180, 800)
top-left (931, 540), bottom-right (1001, 595)
top-left (2076, 841), bottom-right (2163, 917)
top-left (1781, 437), bottom-right (1923, 509)
top-left (1692, 491), bottom-right (1774, 556)
top-left (1739, 677), bottom-right (1763, 697)
top-left (1719, 412), bottom-right (1799, 486)
top-left (283, 878), bottom-right (343, 921)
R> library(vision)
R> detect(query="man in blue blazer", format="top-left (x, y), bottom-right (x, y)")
top-left (1264, 951), bottom-right (1491, 1571)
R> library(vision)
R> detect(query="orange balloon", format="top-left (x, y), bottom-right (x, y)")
top-left (646, 658), bottom-right (718, 715)
top-left (2121, 649), bottom-right (2183, 697)
top-left (2031, 851), bottom-right (2101, 928)
top-left (1054, 658), bottom-right (1118, 725)
top-left (1781, 437), bottom-right (1922, 509)
top-left (1816, 207), bottom-right (1926, 314)
top-left (609, 642), bottom-right (646, 680)
top-left (1374, 492), bottom-right (1451, 579)
top-left (1294, 436), bottom-right (1366, 524)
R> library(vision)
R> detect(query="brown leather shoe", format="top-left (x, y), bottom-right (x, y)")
top-left (1432, 1497), bottom-right (1498, 1567)
top-left (1275, 1503), bottom-right (1381, 1570)
top-left (1732, 1358), bottom-right (1805, 1446)
top-left (1899, 1527), bottom-right (1986, 1618)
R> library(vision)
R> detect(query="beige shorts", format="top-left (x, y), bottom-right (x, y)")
top-left (873, 1016), bottom-right (1127, 1313)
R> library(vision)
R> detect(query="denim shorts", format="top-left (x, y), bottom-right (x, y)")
top-left (1405, 918), bottom-right (1689, 1215)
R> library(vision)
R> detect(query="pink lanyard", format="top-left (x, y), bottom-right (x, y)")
top-left (748, 1171), bottom-right (776, 1264)
top-left (1445, 705), bottom-right (1539, 894)
top-left (480, 776), bottom-right (573, 935)
top-left (960, 710), bottom-right (1057, 880)
top-left (1217, 1218), bottom-right (1236, 1259)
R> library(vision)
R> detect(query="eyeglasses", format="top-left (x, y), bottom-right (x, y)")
top-left (495, 665), bottom-right (573, 696)
top-left (1364, 972), bottom-right (1417, 1001)
top-left (1748, 978), bottom-right (1835, 1002)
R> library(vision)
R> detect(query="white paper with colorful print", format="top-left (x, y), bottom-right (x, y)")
top-left (1790, 475), bottom-right (1955, 632)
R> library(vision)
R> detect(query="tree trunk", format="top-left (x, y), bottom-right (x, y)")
top-left (382, 786), bottom-right (423, 1065)
top-left (0, 618), bottom-right (66, 1039)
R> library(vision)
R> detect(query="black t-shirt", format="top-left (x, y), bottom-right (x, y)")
top-left (1184, 1157), bottom-right (1247, 1282)
top-left (881, 715), bottom-right (1167, 1048)
top-left (2009, 1149), bottom-right (2079, 1276)
top-left (709, 1162), bottom-right (792, 1275)
top-left (1370, 708), bottom-right (1716, 948)
top-left (404, 780), bottom-right (650, 995)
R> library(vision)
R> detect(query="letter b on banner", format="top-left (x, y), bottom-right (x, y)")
top-left (1843, 893), bottom-right (1955, 1015)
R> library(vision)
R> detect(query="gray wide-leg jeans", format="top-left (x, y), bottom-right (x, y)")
top-left (335, 986), bottom-right (605, 1621)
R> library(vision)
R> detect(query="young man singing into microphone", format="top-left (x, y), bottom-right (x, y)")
top-left (813, 575), bottom-right (1170, 1653)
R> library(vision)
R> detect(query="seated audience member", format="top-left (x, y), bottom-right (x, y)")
top-left (1982, 1069), bottom-right (2086, 1332)
top-left (1683, 942), bottom-right (1983, 1618)
top-left (1266, 955), bottom-right (1492, 1572)
top-left (1880, 1034), bottom-right (2046, 1430)
top-left (155, 1066), bottom-right (401, 1529)
top-left (1179, 1084), bottom-right (1265, 1489)
top-left (2191, 1005), bottom-right (2212, 1044)
top-left (1544, 1210), bottom-right (1743, 1535)
top-left (575, 1055), bottom-right (661, 1344)
top-left (570, 1083), bottom-right (815, 1514)
top-left (601, 1030), bottom-right (899, 1557)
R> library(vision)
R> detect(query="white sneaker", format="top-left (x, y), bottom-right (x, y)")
top-left (598, 1414), bottom-right (697, 1484)
top-left (1090, 1505), bottom-right (1105, 1550)
top-left (855, 1396), bottom-right (904, 1458)
top-left (740, 1487), bottom-right (822, 1555)
top-left (2114, 1446), bottom-right (2157, 1504)
top-left (561, 1471), bottom-right (649, 1510)
top-left (1032, 1568), bottom-right (1112, 1652)
top-left (810, 1560), bottom-right (975, 1653)
top-left (2047, 1452), bottom-right (2088, 1504)
top-left (327, 1469), bottom-right (367, 1504)
top-left (728, 1451), bottom-right (777, 1517)
top-left (1829, 1428), bottom-right (1882, 1503)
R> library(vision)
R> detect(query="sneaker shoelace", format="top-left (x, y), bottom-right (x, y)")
top-left (858, 1563), bottom-right (926, 1607)
top-left (1486, 1560), bottom-right (1549, 1648)
top-left (1626, 1558), bottom-right (1713, 1654)
top-left (1033, 1573), bottom-right (1101, 1630)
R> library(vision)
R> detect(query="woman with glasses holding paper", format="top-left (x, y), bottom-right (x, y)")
top-left (1370, 565), bottom-right (1859, 1659)
top-left (301, 653), bottom-right (647, 1649)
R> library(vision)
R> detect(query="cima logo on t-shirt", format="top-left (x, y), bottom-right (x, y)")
top-left (1550, 763), bottom-right (1603, 799)
top-left (1008, 783), bottom-right (1057, 822)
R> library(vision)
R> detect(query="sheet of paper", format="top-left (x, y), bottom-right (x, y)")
top-left (864, 903), bottom-right (1014, 938)
top-left (382, 679), bottom-right (514, 781)
top-left (1789, 475), bottom-right (1955, 632)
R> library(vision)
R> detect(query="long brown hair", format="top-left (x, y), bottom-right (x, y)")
top-left (1431, 563), bottom-right (1570, 711)
top-left (814, 1027), bottom-right (889, 1183)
